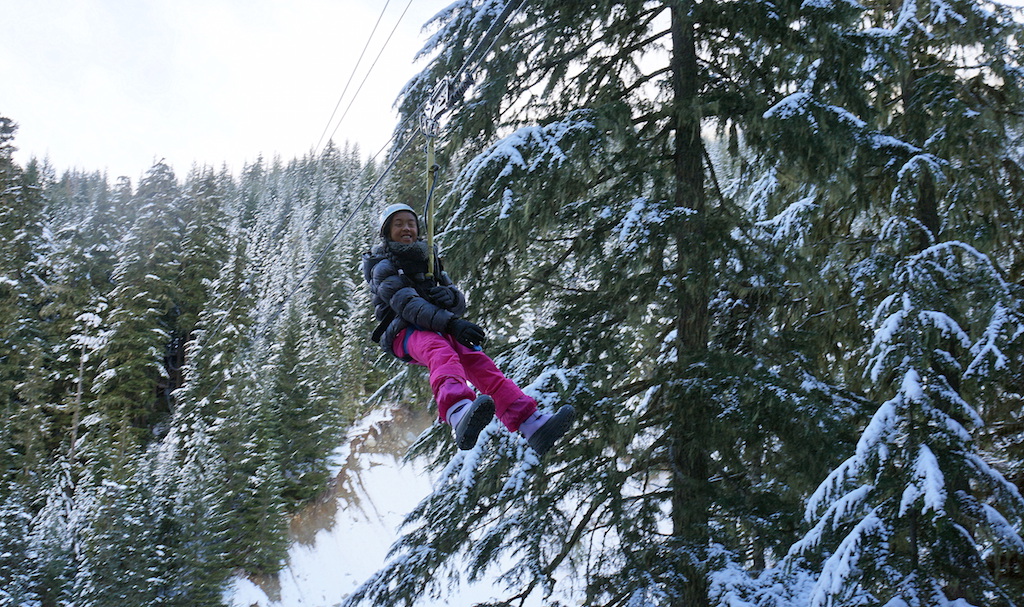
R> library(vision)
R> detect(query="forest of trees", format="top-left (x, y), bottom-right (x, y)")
top-left (0, 113), bottom-right (398, 604)
top-left (2, 0), bottom-right (1024, 606)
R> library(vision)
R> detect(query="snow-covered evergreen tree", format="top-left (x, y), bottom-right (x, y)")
top-left (0, 106), bottom-right (445, 598)
top-left (273, 305), bottom-right (340, 506)
top-left (789, 242), bottom-right (1024, 606)
top-left (94, 160), bottom-right (184, 457)
top-left (41, 172), bottom-right (115, 431)
top-left (0, 480), bottom-right (39, 607)
top-left (345, 2), bottom-right (869, 605)
top-left (0, 118), bottom-right (52, 489)
top-left (27, 458), bottom-right (80, 606)
top-left (71, 450), bottom-right (155, 606)
top-left (763, 0), bottom-right (1024, 602)
top-left (215, 352), bottom-right (290, 575)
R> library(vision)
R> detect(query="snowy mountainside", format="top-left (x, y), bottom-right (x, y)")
top-left (223, 405), bottom-right (562, 607)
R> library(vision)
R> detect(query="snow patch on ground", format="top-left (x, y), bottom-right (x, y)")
top-left (223, 406), bottom-right (552, 607)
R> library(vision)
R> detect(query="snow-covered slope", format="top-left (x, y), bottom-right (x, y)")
top-left (222, 406), bottom-right (552, 607)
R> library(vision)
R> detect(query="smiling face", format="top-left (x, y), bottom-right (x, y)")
top-left (388, 210), bottom-right (419, 244)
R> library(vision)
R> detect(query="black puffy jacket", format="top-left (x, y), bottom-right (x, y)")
top-left (362, 242), bottom-right (467, 359)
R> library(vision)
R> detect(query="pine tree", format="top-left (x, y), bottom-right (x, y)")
top-left (0, 117), bottom-right (52, 487)
top-left (94, 160), bottom-right (184, 457)
top-left (789, 243), bottom-right (1024, 607)
top-left (176, 167), bottom-right (232, 370)
top-left (0, 481), bottom-right (39, 607)
top-left (215, 350), bottom-right (289, 575)
top-left (27, 457), bottom-right (79, 607)
top-left (36, 171), bottom-right (118, 479)
top-left (773, 0), bottom-right (1024, 603)
top-left (172, 169), bottom-right (253, 434)
top-left (346, 2), bottom-right (864, 605)
top-left (137, 423), bottom-right (232, 607)
top-left (273, 305), bottom-right (336, 506)
top-left (72, 451), bottom-right (158, 606)
top-left (167, 424), bottom-right (232, 606)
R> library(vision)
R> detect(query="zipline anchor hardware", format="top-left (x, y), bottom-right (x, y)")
top-left (421, 77), bottom-right (450, 137)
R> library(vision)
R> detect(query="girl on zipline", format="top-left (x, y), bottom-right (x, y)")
top-left (363, 203), bottom-right (574, 456)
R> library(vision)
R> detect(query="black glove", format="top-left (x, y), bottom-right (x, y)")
top-left (448, 318), bottom-right (485, 347)
top-left (426, 285), bottom-right (457, 309)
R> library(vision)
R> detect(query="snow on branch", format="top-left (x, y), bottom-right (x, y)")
top-left (966, 301), bottom-right (1013, 379)
top-left (898, 444), bottom-right (946, 517)
top-left (917, 310), bottom-right (969, 348)
top-left (763, 92), bottom-right (813, 122)
top-left (801, 395), bottom-right (904, 525)
top-left (808, 508), bottom-right (888, 607)
top-left (613, 197), bottom-right (697, 254)
top-left (754, 189), bottom-right (818, 248)
top-left (793, 484), bottom-right (874, 556)
top-left (867, 293), bottom-right (910, 383)
top-left (965, 453), bottom-right (1024, 510)
top-left (976, 500), bottom-right (1024, 554)
top-left (923, 377), bottom-right (982, 433)
top-left (854, 396), bottom-right (899, 470)
top-left (745, 168), bottom-right (778, 220)
top-left (879, 215), bottom-right (934, 247)
top-left (891, 153), bottom-right (948, 209)
top-left (434, 421), bottom-right (505, 505)
top-left (863, 0), bottom-right (919, 38)
top-left (801, 0), bottom-right (862, 9)
top-left (451, 109), bottom-right (601, 221)
top-left (908, 240), bottom-right (1010, 294)
top-left (868, 240), bottom-right (1016, 386)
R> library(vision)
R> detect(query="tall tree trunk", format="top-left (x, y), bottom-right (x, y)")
top-left (669, 2), bottom-right (711, 605)
top-left (899, 46), bottom-right (940, 242)
top-left (68, 349), bottom-right (85, 464)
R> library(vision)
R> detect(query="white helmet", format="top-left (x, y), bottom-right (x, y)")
top-left (378, 203), bottom-right (418, 238)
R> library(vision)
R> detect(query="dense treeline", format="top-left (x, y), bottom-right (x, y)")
top-left (0, 116), bottom-right (393, 604)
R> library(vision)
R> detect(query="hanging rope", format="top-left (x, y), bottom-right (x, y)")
top-left (414, 0), bottom-right (527, 279)
top-left (421, 77), bottom-right (446, 279)
top-left (424, 153), bottom-right (440, 278)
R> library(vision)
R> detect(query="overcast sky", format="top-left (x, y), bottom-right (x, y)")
top-left (1, 0), bottom-right (450, 182)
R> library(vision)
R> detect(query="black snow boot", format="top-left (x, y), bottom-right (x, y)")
top-left (527, 404), bottom-right (575, 457)
top-left (455, 395), bottom-right (495, 450)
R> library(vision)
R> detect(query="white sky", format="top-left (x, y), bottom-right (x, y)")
top-left (1, 0), bottom-right (450, 182)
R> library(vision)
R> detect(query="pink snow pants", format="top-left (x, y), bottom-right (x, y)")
top-left (393, 328), bottom-right (537, 432)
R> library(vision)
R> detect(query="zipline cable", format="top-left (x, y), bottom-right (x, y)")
top-left (417, 0), bottom-right (526, 277)
top-left (450, 0), bottom-right (526, 89)
top-left (313, 0), bottom-right (393, 154)
top-left (388, 0), bottom-right (527, 153)
top-left (193, 129), bottom-right (422, 407)
top-left (193, 0), bottom-right (528, 403)
top-left (309, 0), bottom-right (528, 308)
top-left (323, 0), bottom-right (416, 151)
top-left (262, 130), bottom-right (420, 331)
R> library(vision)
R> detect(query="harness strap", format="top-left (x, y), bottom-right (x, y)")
top-left (400, 328), bottom-right (416, 362)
